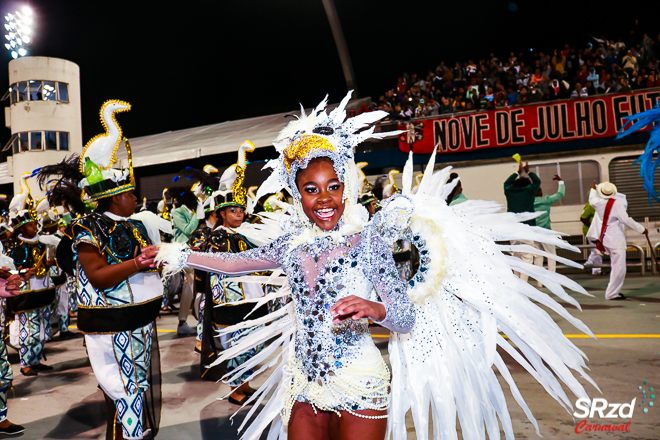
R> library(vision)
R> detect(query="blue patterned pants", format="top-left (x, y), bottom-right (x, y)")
top-left (0, 339), bottom-right (12, 422)
top-left (43, 306), bottom-right (52, 342)
top-left (226, 326), bottom-right (263, 387)
top-left (18, 308), bottom-right (46, 368)
top-left (112, 323), bottom-right (152, 439)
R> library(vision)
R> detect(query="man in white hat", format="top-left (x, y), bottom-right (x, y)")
top-left (587, 182), bottom-right (647, 300)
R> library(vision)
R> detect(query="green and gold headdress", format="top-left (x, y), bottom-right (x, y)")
top-left (79, 100), bottom-right (135, 200)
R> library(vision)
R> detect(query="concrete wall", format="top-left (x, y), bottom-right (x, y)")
top-left (6, 56), bottom-right (82, 198)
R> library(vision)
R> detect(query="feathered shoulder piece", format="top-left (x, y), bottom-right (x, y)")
top-left (65, 212), bottom-right (114, 250)
top-left (367, 194), bottom-right (414, 246)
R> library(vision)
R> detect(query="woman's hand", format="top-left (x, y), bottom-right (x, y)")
top-left (330, 295), bottom-right (386, 323)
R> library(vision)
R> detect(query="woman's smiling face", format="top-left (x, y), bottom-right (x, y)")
top-left (296, 157), bottom-right (345, 231)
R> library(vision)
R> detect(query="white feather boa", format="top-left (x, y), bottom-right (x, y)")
top-left (155, 242), bottom-right (189, 277)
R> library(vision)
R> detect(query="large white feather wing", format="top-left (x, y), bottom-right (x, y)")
top-left (382, 155), bottom-right (596, 440)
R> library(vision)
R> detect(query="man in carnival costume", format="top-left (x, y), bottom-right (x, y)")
top-left (170, 185), bottom-right (203, 336)
top-left (152, 188), bottom-right (178, 312)
top-left (0, 196), bottom-right (29, 435)
top-left (152, 91), bottom-right (597, 440)
top-left (36, 169), bottom-right (89, 333)
top-left (0, 197), bottom-right (13, 333)
top-left (169, 169), bottom-right (221, 353)
top-left (173, 164), bottom-right (222, 326)
top-left (504, 160), bottom-right (541, 282)
top-left (192, 142), bottom-right (272, 402)
top-left (356, 162), bottom-right (379, 219)
top-left (34, 196), bottom-right (69, 340)
top-left (6, 173), bottom-right (57, 376)
top-left (37, 100), bottom-right (171, 440)
top-left (0, 265), bottom-right (30, 436)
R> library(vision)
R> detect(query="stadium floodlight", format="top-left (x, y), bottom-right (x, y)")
top-left (3, 6), bottom-right (34, 58)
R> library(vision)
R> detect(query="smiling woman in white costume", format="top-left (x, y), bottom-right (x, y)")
top-left (149, 91), bottom-right (597, 440)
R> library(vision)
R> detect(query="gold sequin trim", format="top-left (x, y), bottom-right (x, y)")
top-left (283, 135), bottom-right (335, 172)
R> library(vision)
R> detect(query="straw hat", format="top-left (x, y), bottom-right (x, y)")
top-left (596, 182), bottom-right (617, 199)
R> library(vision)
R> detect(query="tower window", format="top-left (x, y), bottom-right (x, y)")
top-left (42, 82), bottom-right (57, 101)
top-left (6, 81), bottom-right (70, 104)
top-left (19, 132), bottom-right (28, 152)
top-left (45, 131), bottom-right (57, 150)
top-left (58, 83), bottom-right (69, 103)
top-left (10, 131), bottom-right (71, 154)
top-left (30, 131), bottom-right (42, 150)
top-left (17, 82), bottom-right (27, 102)
top-left (58, 132), bottom-right (69, 151)
top-left (28, 81), bottom-right (41, 101)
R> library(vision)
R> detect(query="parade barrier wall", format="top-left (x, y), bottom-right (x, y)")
top-left (399, 88), bottom-right (660, 155)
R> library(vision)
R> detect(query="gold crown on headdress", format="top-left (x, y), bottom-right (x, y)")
top-left (283, 135), bottom-right (335, 173)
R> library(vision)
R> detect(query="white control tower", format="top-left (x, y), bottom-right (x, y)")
top-left (4, 56), bottom-right (82, 197)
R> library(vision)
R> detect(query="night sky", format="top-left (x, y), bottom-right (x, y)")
top-left (0, 0), bottom-right (652, 148)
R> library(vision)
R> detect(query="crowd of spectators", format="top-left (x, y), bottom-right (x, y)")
top-left (374, 25), bottom-right (660, 121)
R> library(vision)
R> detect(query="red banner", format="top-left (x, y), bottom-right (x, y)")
top-left (399, 89), bottom-right (660, 154)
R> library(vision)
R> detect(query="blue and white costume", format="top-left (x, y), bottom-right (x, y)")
top-left (37, 100), bottom-right (172, 440)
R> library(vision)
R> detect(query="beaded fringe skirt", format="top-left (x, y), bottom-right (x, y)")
top-left (282, 343), bottom-right (390, 423)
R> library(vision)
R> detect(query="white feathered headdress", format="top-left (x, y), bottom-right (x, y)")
top-left (255, 91), bottom-right (401, 205)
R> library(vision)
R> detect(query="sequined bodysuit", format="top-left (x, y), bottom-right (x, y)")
top-left (185, 228), bottom-right (415, 416)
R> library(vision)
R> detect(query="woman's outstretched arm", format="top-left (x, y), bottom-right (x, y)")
top-left (149, 234), bottom-right (288, 276)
